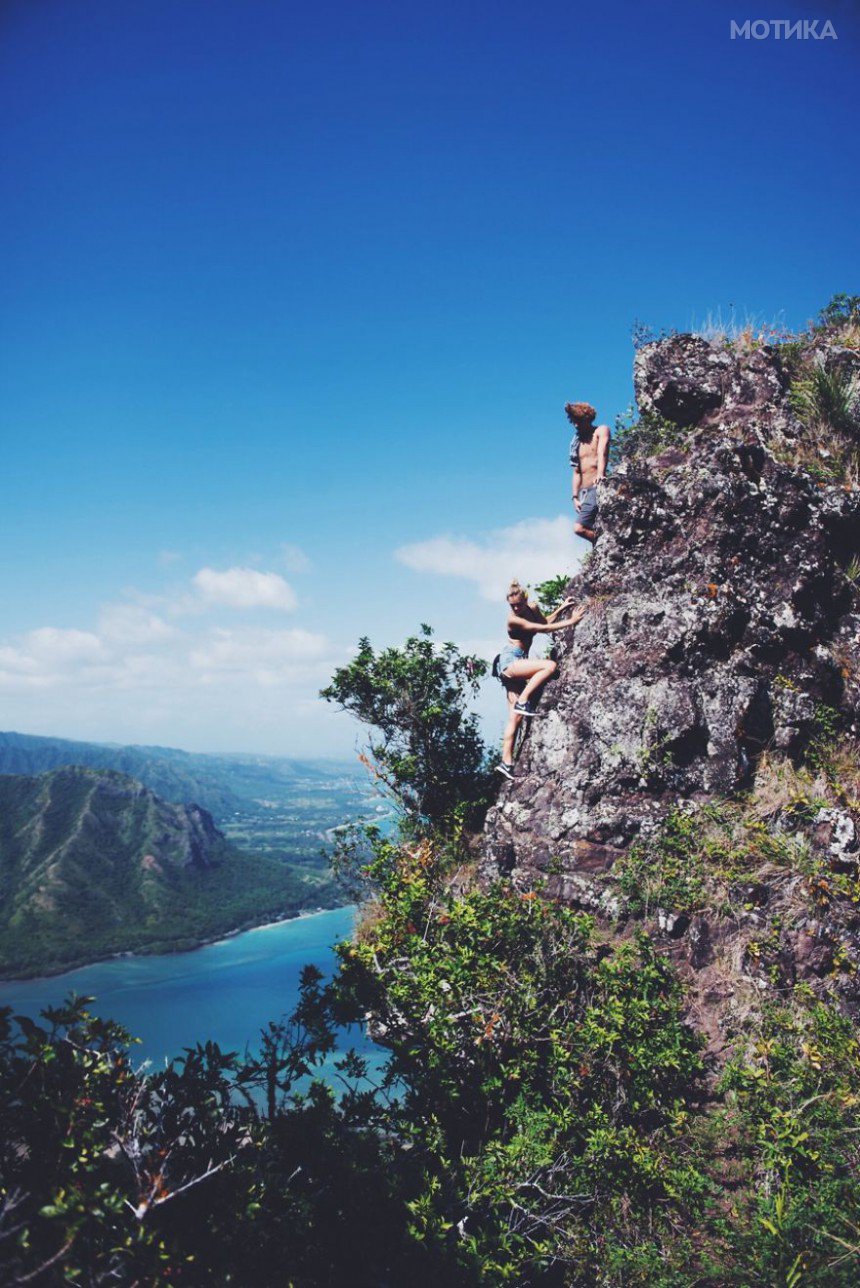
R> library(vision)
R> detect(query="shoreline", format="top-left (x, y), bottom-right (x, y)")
top-left (0, 901), bottom-right (354, 988)
top-left (245, 905), bottom-right (353, 933)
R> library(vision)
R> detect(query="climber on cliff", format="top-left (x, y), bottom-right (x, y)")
top-left (495, 580), bottom-right (586, 780)
top-left (566, 401), bottom-right (611, 543)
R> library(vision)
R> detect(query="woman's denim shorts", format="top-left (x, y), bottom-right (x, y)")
top-left (498, 643), bottom-right (526, 677)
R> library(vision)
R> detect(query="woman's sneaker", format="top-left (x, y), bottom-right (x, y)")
top-left (514, 700), bottom-right (537, 717)
top-left (495, 762), bottom-right (515, 780)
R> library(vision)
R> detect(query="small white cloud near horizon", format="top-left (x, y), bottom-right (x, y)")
top-left (23, 628), bottom-right (106, 666)
top-left (0, 543), bottom-right (349, 751)
top-left (0, 628), bottom-right (110, 690)
top-left (280, 543), bottom-right (312, 574)
top-left (0, 617), bottom-right (336, 692)
top-left (396, 515), bottom-right (581, 601)
top-left (192, 566), bottom-right (298, 611)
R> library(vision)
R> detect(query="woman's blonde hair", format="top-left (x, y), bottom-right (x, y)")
top-left (507, 580), bottom-right (526, 600)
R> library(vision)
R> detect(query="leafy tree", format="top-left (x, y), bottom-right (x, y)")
top-left (0, 994), bottom-right (265, 1284)
top-left (321, 625), bottom-right (496, 834)
top-left (817, 292), bottom-right (860, 329)
top-left (0, 987), bottom-right (422, 1287)
top-left (533, 574), bottom-right (571, 615)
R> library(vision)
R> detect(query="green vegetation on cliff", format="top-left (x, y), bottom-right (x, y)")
top-left (4, 827), bottom-right (859, 1285)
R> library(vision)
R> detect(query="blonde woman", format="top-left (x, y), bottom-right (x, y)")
top-left (496, 581), bottom-right (585, 780)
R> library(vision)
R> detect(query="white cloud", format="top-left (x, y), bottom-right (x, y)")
top-left (396, 515), bottom-right (580, 601)
top-left (280, 543), bottom-right (311, 574)
top-left (0, 551), bottom-right (347, 752)
top-left (189, 627), bottom-right (331, 680)
top-left (25, 628), bottom-right (106, 664)
top-left (0, 635), bottom-right (40, 671)
top-left (0, 645), bottom-right (44, 680)
top-left (0, 584), bottom-right (335, 697)
top-left (192, 566), bottom-right (297, 611)
top-left (98, 604), bottom-right (177, 645)
top-left (0, 629), bottom-right (110, 692)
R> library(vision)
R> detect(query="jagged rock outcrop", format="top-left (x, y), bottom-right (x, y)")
top-left (483, 332), bottom-right (860, 1027)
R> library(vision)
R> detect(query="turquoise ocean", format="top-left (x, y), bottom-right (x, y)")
top-left (0, 907), bottom-right (382, 1077)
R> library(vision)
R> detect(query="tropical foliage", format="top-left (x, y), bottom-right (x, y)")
top-left (321, 625), bottom-right (495, 833)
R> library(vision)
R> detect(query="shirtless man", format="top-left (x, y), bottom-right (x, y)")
top-left (565, 401), bottom-right (611, 543)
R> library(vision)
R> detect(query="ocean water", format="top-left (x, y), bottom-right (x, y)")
top-left (0, 907), bottom-right (381, 1078)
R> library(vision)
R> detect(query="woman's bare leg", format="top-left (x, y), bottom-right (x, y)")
top-left (502, 691), bottom-right (522, 763)
top-left (502, 657), bottom-right (558, 706)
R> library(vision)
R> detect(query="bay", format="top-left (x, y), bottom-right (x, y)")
top-left (0, 907), bottom-right (381, 1077)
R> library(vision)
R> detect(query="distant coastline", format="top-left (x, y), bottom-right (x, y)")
top-left (0, 905), bottom-right (364, 1072)
top-left (0, 900), bottom-right (351, 986)
top-left (0, 741), bottom-right (367, 984)
top-left (246, 906), bottom-right (347, 933)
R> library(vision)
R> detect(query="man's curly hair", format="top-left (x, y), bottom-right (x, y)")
top-left (564, 401), bottom-right (596, 426)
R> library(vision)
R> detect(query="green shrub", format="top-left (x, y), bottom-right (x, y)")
top-left (613, 808), bottom-right (714, 916)
top-left (816, 293), bottom-right (860, 330)
top-left (321, 625), bottom-right (495, 836)
top-left (716, 994), bottom-right (860, 1285)
top-left (611, 405), bottom-right (687, 464)
top-left (533, 573), bottom-right (571, 615)
top-left (334, 840), bottom-right (710, 1282)
top-left (789, 362), bottom-right (860, 439)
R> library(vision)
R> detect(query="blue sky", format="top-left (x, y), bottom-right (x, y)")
top-left (1, 0), bottom-right (858, 755)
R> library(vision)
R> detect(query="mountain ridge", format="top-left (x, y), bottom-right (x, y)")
top-left (0, 729), bottom-right (361, 818)
top-left (0, 765), bottom-right (341, 978)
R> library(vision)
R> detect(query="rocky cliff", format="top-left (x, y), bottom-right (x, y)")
top-left (484, 327), bottom-right (860, 1041)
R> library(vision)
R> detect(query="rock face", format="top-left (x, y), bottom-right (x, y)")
top-left (483, 334), bottom-right (860, 891)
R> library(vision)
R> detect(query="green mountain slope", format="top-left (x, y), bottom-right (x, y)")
top-left (0, 767), bottom-right (341, 978)
top-left (0, 730), bottom-right (363, 818)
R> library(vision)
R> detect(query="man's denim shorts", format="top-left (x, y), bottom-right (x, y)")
top-left (577, 484), bottom-right (599, 528)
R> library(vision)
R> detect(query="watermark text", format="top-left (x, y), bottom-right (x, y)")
top-left (730, 18), bottom-right (837, 39)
